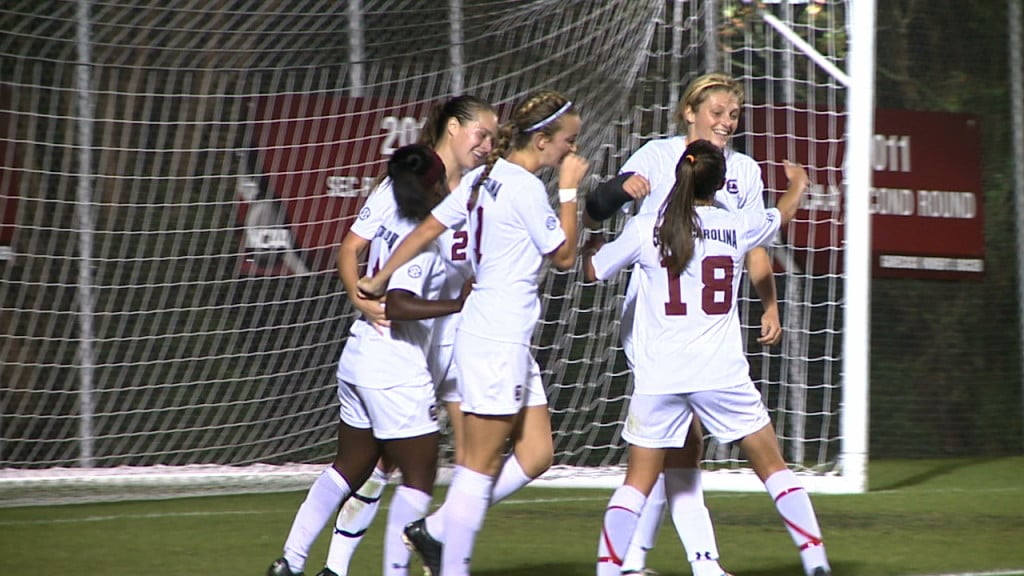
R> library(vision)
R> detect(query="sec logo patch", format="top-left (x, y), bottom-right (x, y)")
top-left (546, 216), bottom-right (558, 230)
top-left (408, 265), bottom-right (423, 278)
top-left (358, 207), bottom-right (371, 220)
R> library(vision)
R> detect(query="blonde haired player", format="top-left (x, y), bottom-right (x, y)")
top-left (584, 139), bottom-right (831, 576)
top-left (585, 72), bottom-right (803, 576)
top-left (321, 96), bottom-right (498, 576)
top-left (359, 89), bottom-right (587, 576)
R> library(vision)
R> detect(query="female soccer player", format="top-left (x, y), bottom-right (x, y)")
top-left (357, 89), bottom-right (588, 576)
top-left (584, 140), bottom-right (831, 576)
top-left (322, 95), bottom-right (498, 576)
top-left (267, 144), bottom-right (468, 576)
top-left (585, 72), bottom-right (802, 576)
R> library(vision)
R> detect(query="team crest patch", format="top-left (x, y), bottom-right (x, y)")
top-left (726, 179), bottom-right (739, 194)
top-left (408, 265), bottom-right (423, 278)
top-left (545, 216), bottom-right (558, 230)
top-left (358, 206), bottom-right (371, 220)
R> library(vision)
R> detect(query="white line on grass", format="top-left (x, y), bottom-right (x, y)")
top-left (908, 571), bottom-right (1024, 576)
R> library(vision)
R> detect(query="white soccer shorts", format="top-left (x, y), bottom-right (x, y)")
top-left (623, 381), bottom-right (771, 448)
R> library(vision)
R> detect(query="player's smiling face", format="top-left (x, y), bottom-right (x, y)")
top-left (452, 111), bottom-right (498, 172)
top-left (686, 90), bottom-right (740, 149)
top-left (541, 113), bottom-right (581, 167)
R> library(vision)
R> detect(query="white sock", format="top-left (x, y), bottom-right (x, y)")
top-left (764, 469), bottom-right (830, 576)
top-left (384, 485), bottom-right (431, 576)
top-left (621, 473), bottom-right (665, 573)
top-left (325, 466), bottom-right (391, 576)
top-left (441, 466), bottom-right (493, 576)
top-left (424, 466), bottom-right (460, 543)
top-left (597, 485), bottom-right (646, 576)
top-left (283, 466), bottom-right (351, 574)
top-left (490, 455), bottom-right (533, 505)
top-left (664, 468), bottom-right (723, 576)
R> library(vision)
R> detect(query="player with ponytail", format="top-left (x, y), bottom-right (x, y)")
top-left (583, 139), bottom-right (831, 576)
top-left (583, 72), bottom-right (809, 576)
top-left (358, 89), bottom-right (588, 576)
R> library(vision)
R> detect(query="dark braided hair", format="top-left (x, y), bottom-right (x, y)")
top-left (657, 139), bottom-right (726, 276)
top-left (469, 90), bottom-right (576, 208)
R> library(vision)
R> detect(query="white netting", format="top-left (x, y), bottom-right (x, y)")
top-left (0, 0), bottom-right (857, 505)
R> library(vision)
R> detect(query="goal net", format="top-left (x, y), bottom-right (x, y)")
top-left (0, 0), bottom-right (864, 506)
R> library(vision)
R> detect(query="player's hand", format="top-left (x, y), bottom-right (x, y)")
top-left (757, 308), bottom-right (782, 346)
top-left (558, 153), bottom-right (590, 189)
top-left (622, 173), bottom-right (651, 200)
top-left (352, 292), bottom-right (389, 330)
top-left (783, 159), bottom-right (809, 192)
top-left (357, 275), bottom-right (385, 299)
top-left (582, 233), bottom-right (606, 255)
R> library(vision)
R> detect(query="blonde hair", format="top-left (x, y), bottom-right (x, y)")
top-left (673, 72), bottom-right (745, 133)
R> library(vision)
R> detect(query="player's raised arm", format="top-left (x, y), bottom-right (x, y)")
top-left (548, 152), bottom-right (589, 270)
top-left (775, 159), bottom-right (809, 224)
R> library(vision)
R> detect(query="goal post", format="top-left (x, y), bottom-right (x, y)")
top-left (0, 0), bottom-right (871, 506)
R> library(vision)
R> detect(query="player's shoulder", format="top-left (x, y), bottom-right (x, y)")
top-left (633, 136), bottom-right (687, 160)
top-left (724, 149), bottom-right (761, 173)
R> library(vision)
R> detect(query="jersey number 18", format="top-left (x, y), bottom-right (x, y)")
top-left (663, 255), bottom-right (733, 316)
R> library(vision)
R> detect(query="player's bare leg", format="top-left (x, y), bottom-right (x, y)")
top-left (493, 404), bottom-right (553, 502)
top-left (740, 424), bottom-right (831, 576)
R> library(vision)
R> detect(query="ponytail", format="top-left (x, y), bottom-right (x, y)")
top-left (657, 139), bottom-right (726, 275)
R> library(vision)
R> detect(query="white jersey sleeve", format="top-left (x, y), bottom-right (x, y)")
top-left (517, 178), bottom-right (566, 257)
top-left (431, 169), bottom-right (475, 230)
top-left (591, 216), bottom-right (644, 281)
top-left (717, 150), bottom-right (766, 216)
top-left (387, 243), bottom-right (446, 299)
top-left (349, 179), bottom-right (395, 240)
top-left (737, 207), bottom-right (783, 252)
top-left (622, 137), bottom-right (688, 217)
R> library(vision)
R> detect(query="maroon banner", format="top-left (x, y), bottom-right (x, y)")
top-left (751, 107), bottom-right (984, 280)
top-left (0, 83), bottom-right (19, 262)
top-left (237, 95), bottom-right (435, 275)
top-left (240, 97), bottom-right (985, 280)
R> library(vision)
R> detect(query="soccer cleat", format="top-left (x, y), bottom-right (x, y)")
top-left (811, 568), bottom-right (832, 576)
top-left (403, 518), bottom-right (442, 576)
top-left (313, 569), bottom-right (339, 576)
top-left (266, 558), bottom-right (304, 576)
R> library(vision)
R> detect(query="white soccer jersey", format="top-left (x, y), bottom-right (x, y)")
top-left (432, 158), bottom-right (566, 344)
top-left (622, 136), bottom-right (767, 218)
top-left (592, 205), bottom-right (781, 394)
top-left (616, 136), bottom-right (769, 364)
top-left (349, 179), bottom-right (397, 242)
top-left (337, 210), bottom-right (445, 390)
top-left (431, 223), bottom-right (475, 348)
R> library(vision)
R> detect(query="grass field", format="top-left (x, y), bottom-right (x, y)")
top-left (1, 457), bottom-right (1022, 576)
